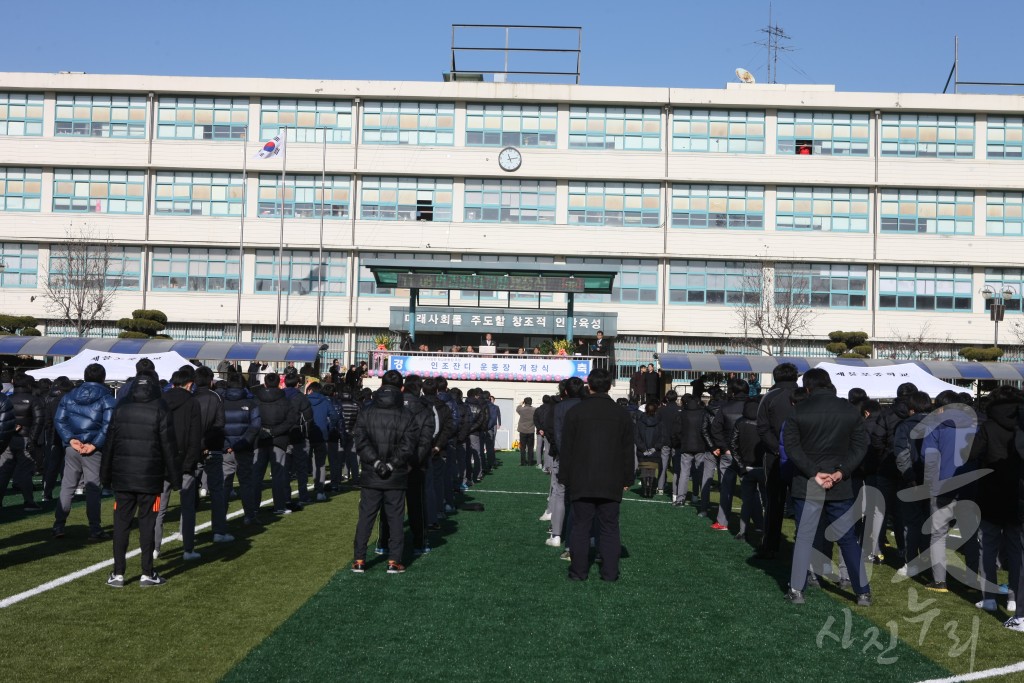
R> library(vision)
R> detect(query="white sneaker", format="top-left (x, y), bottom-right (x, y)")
top-left (213, 533), bottom-right (235, 543)
top-left (545, 535), bottom-right (562, 547)
top-left (1009, 600), bottom-right (1018, 612)
top-left (896, 565), bottom-right (910, 577)
top-left (153, 548), bottom-right (160, 560)
top-left (539, 511), bottom-right (552, 521)
top-left (183, 550), bottom-right (202, 561)
top-left (199, 488), bottom-right (209, 498)
top-left (1004, 617), bottom-right (1024, 632)
top-left (976, 599), bottom-right (998, 612)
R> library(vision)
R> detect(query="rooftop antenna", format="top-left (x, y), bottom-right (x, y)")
top-left (756, 3), bottom-right (793, 84)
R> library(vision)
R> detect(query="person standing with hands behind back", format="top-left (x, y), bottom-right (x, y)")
top-left (516, 398), bottom-right (536, 466)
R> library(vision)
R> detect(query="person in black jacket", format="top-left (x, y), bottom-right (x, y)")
top-left (783, 368), bottom-right (870, 606)
top-left (731, 397), bottom-right (765, 540)
top-left (422, 377), bottom-right (455, 529)
top-left (101, 372), bottom-right (179, 587)
top-left (656, 390), bottom-right (682, 498)
top-left (283, 372), bottom-right (314, 507)
top-left (0, 373), bottom-right (45, 512)
top-left (710, 378), bottom-right (749, 532)
top-left (351, 374), bottom-right (418, 574)
top-left (676, 394), bottom-right (707, 508)
top-left (41, 377), bottom-right (73, 502)
top-left (222, 375), bottom-right (262, 525)
top-left (464, 388), bottom-right (489, 485)
top-left (0, 392), bottom-right (16, 488)
top-left (336, 384), bottom-right (361, 486)
top-left (560, 368), bottom-right (634, 582)
top-left (193, 366), bottom-right (230, 542)
top-left (755, 363), bottom-right (799, 559)
top-left (254, 373), bottom-right (299, 515)
top-left (697, 388), bottom-right (726, 518)
top-left (635, 401), bottom-right (664, 498)
top-left (155, 368), bottom-right (204, 560)
top-left (246, 361), bottom-right (267, 389)
top-left (548, 378), bottom-right (585, 550)
top-left (893, 391), bottom-right (932, 575)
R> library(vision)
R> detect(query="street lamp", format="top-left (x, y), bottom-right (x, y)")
top-left (980, 284), bottom-right (1018, 346)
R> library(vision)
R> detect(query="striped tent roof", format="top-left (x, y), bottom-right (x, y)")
top-left (0, 336), bottom-right (326, 363)
top-left (656, 354), bottom-right (1024, 382)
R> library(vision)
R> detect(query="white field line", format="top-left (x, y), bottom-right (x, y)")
top-left (916, 661), bottom-right (1024, 683)
top-left (0, 490), bottom-right (294, 609)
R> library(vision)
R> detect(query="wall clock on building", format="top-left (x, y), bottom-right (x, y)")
top-left (498, 146), bottom-right (522, 172)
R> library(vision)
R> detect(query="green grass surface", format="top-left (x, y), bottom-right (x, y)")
top-left (4, 453), bottom-right (1024, 682)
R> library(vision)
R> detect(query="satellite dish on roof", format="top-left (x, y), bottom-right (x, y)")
top-left (735, 68), bottom-right (756, 84)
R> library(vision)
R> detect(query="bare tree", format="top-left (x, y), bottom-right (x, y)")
top-left (878, 321), bottom-right (956, 361)
top-left (43, 227), bottom-right (124, 337)
top-left (734, 261), bottom-right (816, 356)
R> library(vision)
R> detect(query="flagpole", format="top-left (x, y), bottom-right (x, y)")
top-left (235, 126), bottom-right (247, 342)
top-left (275, 127), bottom-right (287, 344)
top-left (316, 127), bottom-right (326, 346)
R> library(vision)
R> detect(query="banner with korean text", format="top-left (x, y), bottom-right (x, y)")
top-left (387, 354), bottom-right (592, 382)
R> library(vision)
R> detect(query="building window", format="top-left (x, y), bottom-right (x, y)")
top-left (569, 106), bottom-right (661, 151)
top-left (357, 251), bottom-right (450, 296)
top-left (776, 111), bottom-right (869, 156)
top-left (0, 167), bottom-right (42, 211)
top-left (0, 92), bottom-right (44, 136)
top-left (360, 177), bottom-right (453, 221)
top-left (466, 103), bottom-right (557, 147)
top-left (254, 249), bottom-right (347, 295)
top-left (154, 172), bottom-right (245, 217)
top-left (157, 97), bottom-right (249, 140)
top-left (672, 109), bottom-right (765, 153)
top-left (568, 181), bottom-right (660, 227)
top-left (151, 247), bottom-right (239, 292)
top-left (668, 260), bottom-right (759, 305)
top-left (0, 242), bottom-right (37, 287)
top-left (986, 192), bottom-right (1024, 236)
top-left (257, 174), bottom-right (350, 219)
top-left (260, 99), bottom-right (352, 144)
top-left (880, 189), bottom-right (974, 235)
top-left (878, 265), bottom-right (972, 311)
top-left (987, 117), bottom-right (1024, 159)
top-left (464, 178), bottom-right (556, 223)
top-left (566, 257), bottom-right (658, 304)
top-left (49, 245), bottom-right (142, 290)
top-left (53, 169), bottom-right (145, 213)
top-left (983, 268), bottom-right (1024, 312)
top-left (776, 186), bottom-right (869, 232)
top-left (775, 263), bottom-right (868, 308)
top-left (362, 101), bottom-right (455, 145)
top-left (881, 113), bottom-right (974, 158)
top-left (55, 94), bottom-right (147, 138)
top-left (671, 184), bottom-right (764, 229)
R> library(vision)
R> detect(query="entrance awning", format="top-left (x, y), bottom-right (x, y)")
top-left (0, 336), bottom-right (327, 363)
top-left (363, 259), bottom-right (617, 294)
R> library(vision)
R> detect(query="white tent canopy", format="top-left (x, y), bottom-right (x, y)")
top-left (803, 362), bottom-right (964, 399)
top-left (27, 350), bottom-right (197, 382)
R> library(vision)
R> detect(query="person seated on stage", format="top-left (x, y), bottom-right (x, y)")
top-left (466, 345), bottom-right (475, 354)
top-left (532, 347), bottom-right (541, 355)
top-left (518, 347), bottom-right (526, 354)
top-left (451, 345), bottom-right (462, 353)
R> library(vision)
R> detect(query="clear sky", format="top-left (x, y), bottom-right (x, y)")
top-left (4, 0), bottom-right (1023, 94)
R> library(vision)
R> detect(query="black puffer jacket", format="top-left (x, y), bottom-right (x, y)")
top-left (353, 385), bottom-right (417, 490)
top-left (284, 387), bottom-right (314, 444)
top-left (710, 396), bottom-right (747, 454)
top-left (222, 387), bottom-right (261, 452)
top-left (731, 398), bottom-right (765, 469)
top-left (42, 385), bottom-right (68, 447)
top-left (193, 387), bottom-right (226, 453)
top-left (10, 387), bottom-right (45, 444)
top-left (165, 387), bottom-right (203, 472)
top-left (656, 400), bottom-right (682, 449)
top-left (402, 392), bottom-right (438, 467)
top-left (101, 375), bottom-right (179, 494)
top-left (254, 386), bottom-right (298, 449)
top-left (0, 394), bottom-right (15, 454)
top-left (463, 396), bottom-right (489, 436)
top-left (973, 397), bottom-right (1023, 525)
top-left (424, 393), bottom-right (456, 453)
top-left (634, 410), bottom-right (663, 460)
top-left (679, 396), bottom-right (707, 453)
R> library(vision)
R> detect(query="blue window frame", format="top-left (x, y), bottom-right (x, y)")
top-left (466, 103), bottom-right (557, 147)
top-left (260, 99), bottom-right (352, 144)
top-left (566, 257), bottom-right (659, 304)
top-left (0, 167), bottom-right (42, 211)
top-left (464, 178), bottom-right (556, 223)
top-left (776, 111), bottom-right (869, 156)
top-left (362, 101), bottom-right (455, 145)
top-left (154, 172), bottom-right (245, 217)
top-left (987, 117), bottom-right (1024, 159)
top-left (672, 109), bottom-right (764, 153)
top-left (0, 92), bottom-right (43, 136)
top-left (257, 174), bottom-right (350, 219)
top-left (157, 97), bottom-right (249, 140)
top-left (55, 94), bottom-right (147, 138)
top-left (0, 242), bottom-right (37, 288)
top-left (668, 260), bottom-right (759, 305)
top-left (776, 186), bottom-right (869, 232)
top-left (983, 268), bottom-right (1024, 312)
top-left (881, 113), bottom-right (974, 158)
top-left (49, 245), bottom-right (141, 290)
top-left (360, 177), bottom-right (453, 221)
top-left (986, 192), bottom-right (1024, 236)
top-left (569, 106), bottom-right (661, 151)
top-left (53, 169), bottom-right (145, 213)
top-left (151, 247), bottom-right (239, 292)
top-left (254, 249), bottom-right (347, 295)
top-left (880, 189), bottom-right (974, 235)
top-left (568, 181), bottom-right (660, 227)
top-left (671, 185), bottom-right (764, 229)
top-left (878, 265), bottom-right (972, 311)
top-left (775, 263), bottom-right (868, 308)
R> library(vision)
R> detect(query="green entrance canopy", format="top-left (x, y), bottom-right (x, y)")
top-left (363, 260), bottom-right (616, 294)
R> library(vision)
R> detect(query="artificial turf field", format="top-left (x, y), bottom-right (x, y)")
top-left (1, 451), bottom-right (1023, 682)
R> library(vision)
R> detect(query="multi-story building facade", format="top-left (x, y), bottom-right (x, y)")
top-left (2, 72), bottom-right (1024, 383)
